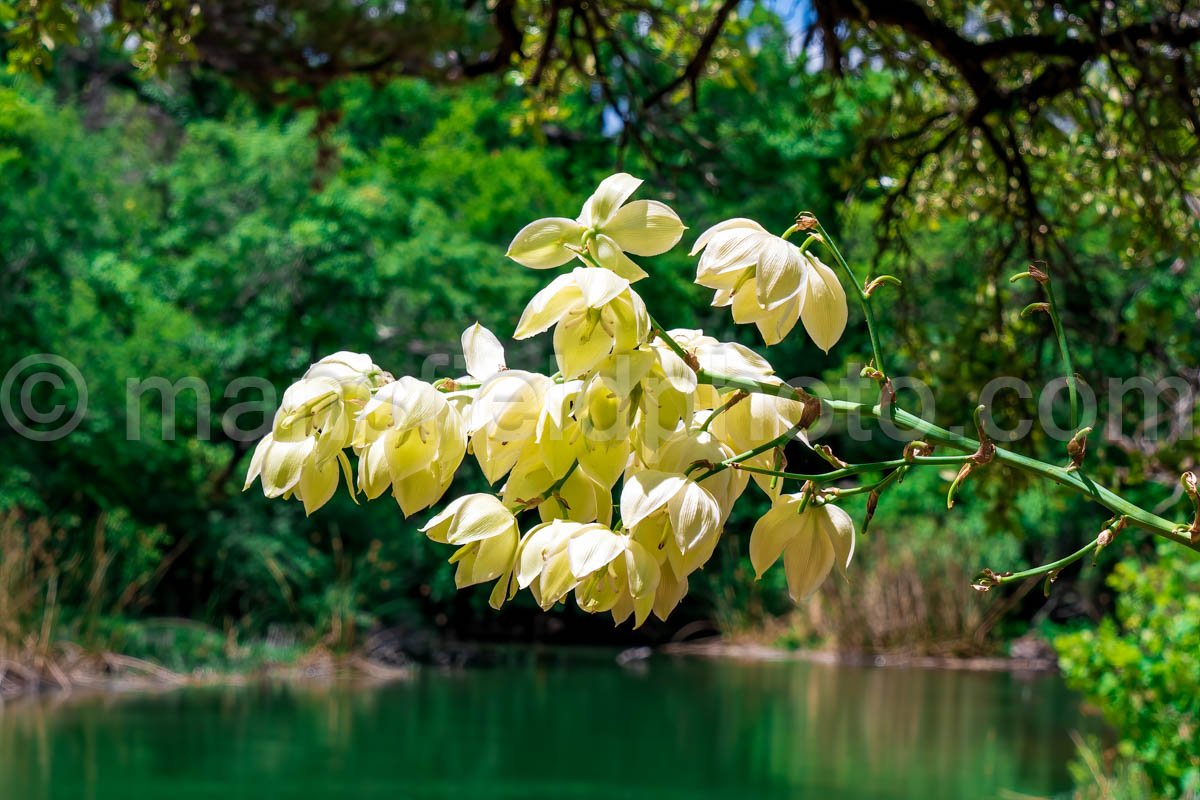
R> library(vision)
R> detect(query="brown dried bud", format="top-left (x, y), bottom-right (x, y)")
top-left (1066, 427), bottom-right (1092, 472)
top-left (904, 441), bottom-right (934, 461)
top-left (1027, 263), bottom-right (1050, 284)
top-left (971, 406), bottom-right (995, 465)
top-left (794, 212), bottom-right (819, 231)
top-left (863, 490), bottom-right (880, 533)
top-left (880, 378), bottom-right (897, 409)
top-left (971, 567), bottom-right (1008, 593)
top-left (815, 444), bottom-right (849, 469)
top-left (947, 462), bottom-right (975, 509)
top-left (798, 394), bottom-right (823, 430)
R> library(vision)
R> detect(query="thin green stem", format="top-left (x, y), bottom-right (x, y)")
top-left (830, 466), bottom-right (907, 499)
top-left (648, 315), bottom-right (693, 365)
top-left (991, 540), bottom-right (1098, 586)
top-left (813, 220), bottom-right (887, 379)
top-left (1042, 279), bottom-right (1080, 431)
top-left (724, 454), bottom-right (972, 484)
top-left (518, 461), bottom-right (580, 511)
top-left (685, 362), bottom-right (1194, 547)
top-left (699, 391), bottom-right (745, 433)
top-left (693, 421), bottom-right (809, 481)
top-left (823, 397), bottom-right (1196, 548)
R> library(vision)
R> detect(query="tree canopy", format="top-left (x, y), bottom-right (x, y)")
top-left (6, 0), bottom-right (1199, 259)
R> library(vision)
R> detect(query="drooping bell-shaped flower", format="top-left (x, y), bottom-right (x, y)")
top-left (691, 219), bottom-right (848, 350)
top-left (620, 470), bottom-right (724, 578)
top-left (506, 173), bottom-right (685, 281)
top-left (353, 377), bottom-right (467, 517)
top-left (569, 527), bottom-right (662, 628)
top-left (750, 495), bottom-right (856, 601)
top-left (468, 370), bottom-right (556, 483)
top-left (514, 520), bottom-right (605, 610)
top-left (421, 493), bottom-right (520, 608)
top-left (245, 374), bottom-right (359, 515)
top-left (303, 351), bottom-right (386, 401)
top-left (513, 266), bottom-right (650, 379)
top-left (501, 455), bottom-right (614, 527)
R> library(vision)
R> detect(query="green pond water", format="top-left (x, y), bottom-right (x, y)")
top-left (0, 651), bottom-right (1095, 800)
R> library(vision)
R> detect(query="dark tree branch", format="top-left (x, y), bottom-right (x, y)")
top-left (641, 0), bottom-right (740, 110)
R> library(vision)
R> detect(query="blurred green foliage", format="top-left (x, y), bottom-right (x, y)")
top-left (1056, 548), bottom-right (1200, 797)
top-left (1, 8), bottom-right (1197, 797)
top-left (0, 11), bottom-right (1195, 672)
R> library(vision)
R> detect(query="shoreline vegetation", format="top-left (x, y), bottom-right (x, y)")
top-left (0, 631), bottom-right (1058, 701)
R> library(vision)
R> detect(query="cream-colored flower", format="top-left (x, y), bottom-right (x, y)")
top-left (513, 266), bottom-right (649, 379)
top-left (564, 344), bottom-right (697, 458)
top-left (656, 329), bottom-right (776, 409)
top-left (620, 470), bottom-right (723, 578)
top-left (468, 370), bottom-right (556, 483)
top-left (570, 528), bottom-right (662, 628)
top-left (245, 375), bottom-right (356, 515)
top-left (750, 495), bottom-right (856, 601)
top-left (303, 351), bottom-right (386, 399)
top-left (506, 173), bottom-right (685, 281)
top-left (691, 219), bottom-right (848, 350)
top-left (421, 493), bottom-right (519, 608)
top-left (639, 424), bottom-right (748, 523)
top-left (353, 377), bottom-right (467, 516)
top-left (501, 455), bottom-right (614, 527)
top-left (708, 378), bottom-right (810, 500)
top-left (513, 520), bottom-right (605, 609)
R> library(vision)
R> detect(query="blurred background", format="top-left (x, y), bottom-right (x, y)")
top-left (0, 1), bottom-right (1198, 798)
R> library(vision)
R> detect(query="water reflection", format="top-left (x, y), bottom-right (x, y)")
top-left (0, 652), bottom-right (1093, 800)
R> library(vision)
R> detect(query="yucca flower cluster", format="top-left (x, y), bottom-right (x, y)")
top-left (247, 174), bottom-right (855, 625)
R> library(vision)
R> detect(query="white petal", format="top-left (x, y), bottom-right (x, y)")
top-left (695, 229), bottom-right (765, 285)
top-left (260, 438), bottom-right (315, 497)
top-left (754, 237), bottom-right (805, 307)
top-left (755, 294), bottom-right (802, 346)
top-left (366, 377), bottom-right (444, 432)
top-left (554, 314), bottom-right (615, 379)
top-left (516, 522), bottom-right (566, 589)
top-left (818, 503), bottom-right (856, 578)
top-left (694, 342), bottom-right (775, 381)
top-left (461, 323), bottom-right (506, 380)
top-left (297, 457), bottom-right (340, 515)
top-left (428, 493), bottom-right (515, 545)
top-left (782, 511), bottom-right (836, 601)
top-left (567, 526), bottom-right (626, 577)
top-left (506, 217), bottom-right (585, 269)
top-left (667, 482), bottom-right (721, 554)
top-left (798, 254), bottom-right (849, 353)
top-left (625, 540), bottom-right (662, 628)
top-left (589, 235), bottom-right (649, 281)
top-left (689, 218), bottom-right (767, 256)
top-left (620, 470), bottom-right (686, 528)
top-left (653, 347), bottom-right (698, 394)
top-left (603, 200), bottom-right (685, 256)
top-left (571, 266), bottom-right (630, 308)
top-left (513, 274), bottom-right (582, 339)
top-left (419, 494), bottom-right (472, 543)
top-left (580, 173), bottom-right (643, 227)
top-left (749, 494), bottom-right (802, 578)
top-left (244, 435), bottom-right (270, 490)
